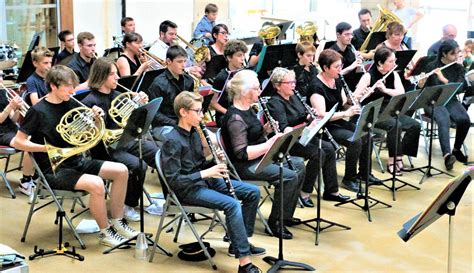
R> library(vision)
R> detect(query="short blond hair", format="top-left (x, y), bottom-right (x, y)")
top-left (31, 46), bottom-right (53, 62)
top-left (174, 91), bottom-right (203, 118)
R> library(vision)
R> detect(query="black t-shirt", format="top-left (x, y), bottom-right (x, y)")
top-left (19, 98), bottom-right (83, 172)
top-left (425, 60), bottom-right (465, 87)
top-left (67, 53), bottom-right (94, 83)
top-left (0, 90), bottom-right (18, 136)
top-left (294, 64), bottom-right (318, 98)
top-left (81, 90), bottom-right (121, 130)
top-left (26, 72), bottom-right (48, 101)
top-left (221, 106), bottom-right (266, 163)
top-left (266, 93), bottom-right (307, 131)
top-left (329, 43), bottom-right (359, 90)
top-left (361, 66), bottom-right (396, 108)
top-left (309, 76), bottom-right (344, 113)
top-left (56, 49), bottom-right (75, 64)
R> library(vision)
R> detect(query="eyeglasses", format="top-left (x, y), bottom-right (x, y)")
top-left (188, 108), bottom-right (203, 114)
top-left (280, 81), bottom-right (296, 85)
top-left (219, 31), bottom-right (229, 35)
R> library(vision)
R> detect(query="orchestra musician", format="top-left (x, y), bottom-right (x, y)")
top-left (379, 22), bottom-right (409, 51)
top-left (120, 17), bottom-right (135, 34)
top-left (82, 57), bottom-right (159, 220)
top-left (248, 22), bottom-right (278, 69)
top-left (266, 67), bottom-right (350, 205)
top-left (147, 45), bottom-right (194, 143)
top-left (427, 24), bottom-right (457, 56)
top-left (210, 39), bottom-right (247, 126)
top-left (149, 20), bottom-right (178, 61)
top-left (26, 47), bottom-right (53, 105)
top-left (309, 49), bottom-right (382, 192)
top-left (352, 9), bottom-right (375, 60)
top-left (203, 23), bottom-right (230, 82)
top-left (66, 32), bottom-right (96, 84)
top-left (12, 65), bottom-right (138, 247)
top-left (116, 32), bottom-right (150, 77)
top-left (161, 91), bottom-right (264, 273)
top-left (293, 41), bottom-right (319, 98)
top-left (221, 69), bottom-right (305, 240)
top-left (0, 88), bottom-right (36, 196)
top-left (418, 39), bottom-right (470, 169)
top-left (354, 46), bottom-right (421, 175)
top-left (56, 30), bottom-right (75, 64)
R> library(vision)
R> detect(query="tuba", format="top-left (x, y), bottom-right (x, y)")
top-left (359, 5), bottom-right (402, 52)
top-left (45, 97), bottom-right (105, 172)
top-left (258, 24), bottom-right (281, 46)
top-left (175, 34), bottom-right (210, 64)
top-left (296, 21), bottom-right (318, 43)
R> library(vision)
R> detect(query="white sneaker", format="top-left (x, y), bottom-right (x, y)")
top-left (112, 218), bottom-right (139, 239)
top-left (144, 202), bottom-right (163, 216)
top-left (99, 226), bottom-right (127, 247)
top-left (19, 179), bottom-right (35, 196)
top-left (124, 205), bottom-right (140, 222)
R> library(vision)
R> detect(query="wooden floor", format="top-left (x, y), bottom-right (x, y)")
top-left (0, 129), bottom-right (472, 273)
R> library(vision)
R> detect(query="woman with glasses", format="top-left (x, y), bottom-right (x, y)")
top-left (266, 67), bottom-right (350, 206)
top-left (309, 49), bottom-right (382, 193)
top-left (203, 24), bottom-right (230, 82)
top-left (418, 39), bottom-right (470, 170)
top-left (354, 46), bottom-right (420, 175)
top-left (221, 69), bottom-right (305, 240)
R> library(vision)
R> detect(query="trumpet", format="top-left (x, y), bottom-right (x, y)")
top-left (175, 34), bottom-right (210, 64)
top-left (45, 95), bottom-right (105, 172)
top-left (139, 48), bottom-right (166, 70)
top-left (1, 82), bottom-right (29, 117)
top-left (199, 122), bottom-right (237, 199)
top-left (359, 65), bottom-right (397, 103)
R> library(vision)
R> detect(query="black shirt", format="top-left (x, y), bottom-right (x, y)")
top-left (361, 65), bottom-right (396, 108)
top-left (352, 27), bottom-right (370, 50)
top-left (221, 106), bottom-right (266, 163)
top-left (19, 98), bottom-right (84, 172)
top-left (0, 90), bottom-right (18, 136)
top-left (294, 64), bottom-right (319, 98)
top-left (81, 90), bottom-right (121, 130)
top-left (67, 53), bottom-right (94, 83)
top-left (310, 76), bottom-right (344, 112)
top-left (147, 69), bottom-right (195, 127)
top-left (56, 49), bottom-right (75, 64)
top-left (329, 43), bottom-right (359, 91)
top-left (119, 54), bottom-right (140, 76)
top-left (203, 46), bottom-right (227, 81)
top-left (160, 125), bottom-right (214, 199)
top-left (266, 93), bottom-right (307, 132)
top-left (26, 72), bottom-right (48, 101)
top-left (425, 60), bottom-right (465, 87)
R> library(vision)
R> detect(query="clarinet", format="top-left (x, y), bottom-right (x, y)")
top-left (293, 89), bottom-right (343, 152)
top-left (339, 74), bottom-right (361, 108)
top-left (199, 122), bottom-right (238, 200)
top-left (257, 97), bottom-right (295, 170)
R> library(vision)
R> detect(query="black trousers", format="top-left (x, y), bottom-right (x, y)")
top-left (375, 115), bottom-right (421, 157)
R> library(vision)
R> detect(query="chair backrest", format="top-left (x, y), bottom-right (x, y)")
top-left (154, 149), bottom-right (173, 199)
top-left (215, 128), bottom-right (242, 181)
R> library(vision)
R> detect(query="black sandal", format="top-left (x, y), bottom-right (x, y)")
top-left (387, 163), bottom-right (402, 176)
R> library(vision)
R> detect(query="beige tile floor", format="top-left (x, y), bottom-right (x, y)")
top-left (0, 130), bottom-right (472, 273)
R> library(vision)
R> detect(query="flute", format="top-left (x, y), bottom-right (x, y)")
top-left (359, 65), bottom-right (397, 103)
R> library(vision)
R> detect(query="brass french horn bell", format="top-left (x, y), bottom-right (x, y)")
top-left (258, 25), bottom-right (281, 46)
top-left (296, 21), bottom-right (318, 43)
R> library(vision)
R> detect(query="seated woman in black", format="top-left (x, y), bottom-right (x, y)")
top-left (293, 41), bottom-right (319, 98)
top-left (221, 69), bottom-right (305, 240)
top-left (418, 39), bottom-right (470, 170)
top-left (267, 67), bottom-right (350, 205)
top-left (116, 32), bottom-right (150, 77)
top-left (309, 49), bottom-right (382, 192)
top-left (354, 46), bottom-right (421, 175)
top-left (202, 24), bottom-right (229, 83)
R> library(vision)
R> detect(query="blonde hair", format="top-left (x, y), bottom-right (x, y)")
top-left (271, 67), bottom-right (295, 87)
top-left (174, 91), bottom-right (203, 118)
top-left (31, 46), bottom-right (54, 62)
top-left (226, 69), bottom-right (258, 102)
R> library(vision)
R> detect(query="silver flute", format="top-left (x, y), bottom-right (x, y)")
top-left (359, 65), bottom-right (398, 103)
top-left (293, 89), bottom-right (343, 152)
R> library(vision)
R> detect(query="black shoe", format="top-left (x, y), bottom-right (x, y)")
top-left (284, 217), bottom-right (301, 227)
top-left (265, 221), bottom-right (293, 240)
top-left (322, 193), bottom-right (351, 202)
top-left (299, 196), bottom-right (314, 207)
top-left (444, 154), bottom-right (456, 170)
top-left (228, 244), bottom-right (266, 257)
top-left (341, 179), bottom-right (361, 192)
top-left (238, 263), bottom-right (262, 273)
top-left (452, 149), bottom-right (468, 163)
top-left (357, 174), bottom-right (383, 186)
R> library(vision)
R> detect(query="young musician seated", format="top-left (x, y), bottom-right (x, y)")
top-left (210, 39), bottom-right (247, 126)
top-left (67, 32), bottom-right (97, 91)
top-left (116, 32), bottom-right (150, 77)
top-left (418, 39), bottom-right (470, 170)
top-left (294, 41), bottom-right (319, 98)
top-left (267, 68), bottom-right (350, 205)
top-left (147, 45), bottom-right (194, 143)
top-left (56, 30), bottom-right (75, 64)
top-left (82, 57), bottom-right (159, 220)
top-left (203, 24), bottom-right (229, 82)
top-left (12, 65), bottom-right (138, 247)
top-left (221, 69), bottom-right (305, 240)
top-left (161, 91), bottom-right (264, 273)
top-left (26, 46), bottom-right (53, 105)
top-left (354, 46), bottom-right (421, 175)
top-left (0, 88), bottom-right (36, 196)
top-left (309, 49), bottom-right (382, 192)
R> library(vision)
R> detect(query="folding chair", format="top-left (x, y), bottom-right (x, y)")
top-left (0, 145), bottom-right (19, 198)
top-left (149, 150), bottom-right (227, 270)
top-left (20, 153), bottom-right (89, 249)
top-left (215, 128), bottom-right (274, 235)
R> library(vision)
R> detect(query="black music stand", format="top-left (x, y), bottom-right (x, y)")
top-left (407, 83), bottom-right (462, 184)
top-left (255, 126), bottom-right (315, 273)
top-left (255, 43), bottom-right (298, 80)
top-left (395, 50), bottom-right (417, 71)
top-left (203, 55), bottom-right (226, 81)
top-left (103, 98), bottom-right (171, 257)
top-left (398, 168), bottom-right (473, 273)
top-left (363, 32), bottom-right (386, 52)
top-left (300, 104), bottom-right (351, 245)
top-left (133, 69), bottom-right (166, 92)
top-left (117, 75), bottom-right (138, 92)
top-left (378, 90), bottom-right (421, 201)
top-left (335, 98), bottom-right (392, 222)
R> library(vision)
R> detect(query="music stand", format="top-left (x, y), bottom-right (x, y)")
top-left (407, 83), bottom-right (462, 184)
top-left (300, 104), bottom-right (351, 245)
top-left (117, 76), bottom-right (138, 92)
top-left (255, 126), bottom-right (314, 273)
top-left (362, 32), bottom-right (386, 52)
top-left (377, 90), bottom-right (421, 200)
top-left (395, 50), bottom-right (417, 72)
top-left (398, 168), bottom-right (473, 273)
top-left (203, 55), bottom-right (227, 80)
top-left (103, 98), bottom-right (171, 257)
top-left (335, 98), bottom-right (392, 222)
top-left (133, 69), bottom-right (166, 92)
top-left (255, 43), bottom-right (298, 75)
top-left (16, 49), bottom-right (35, 83)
